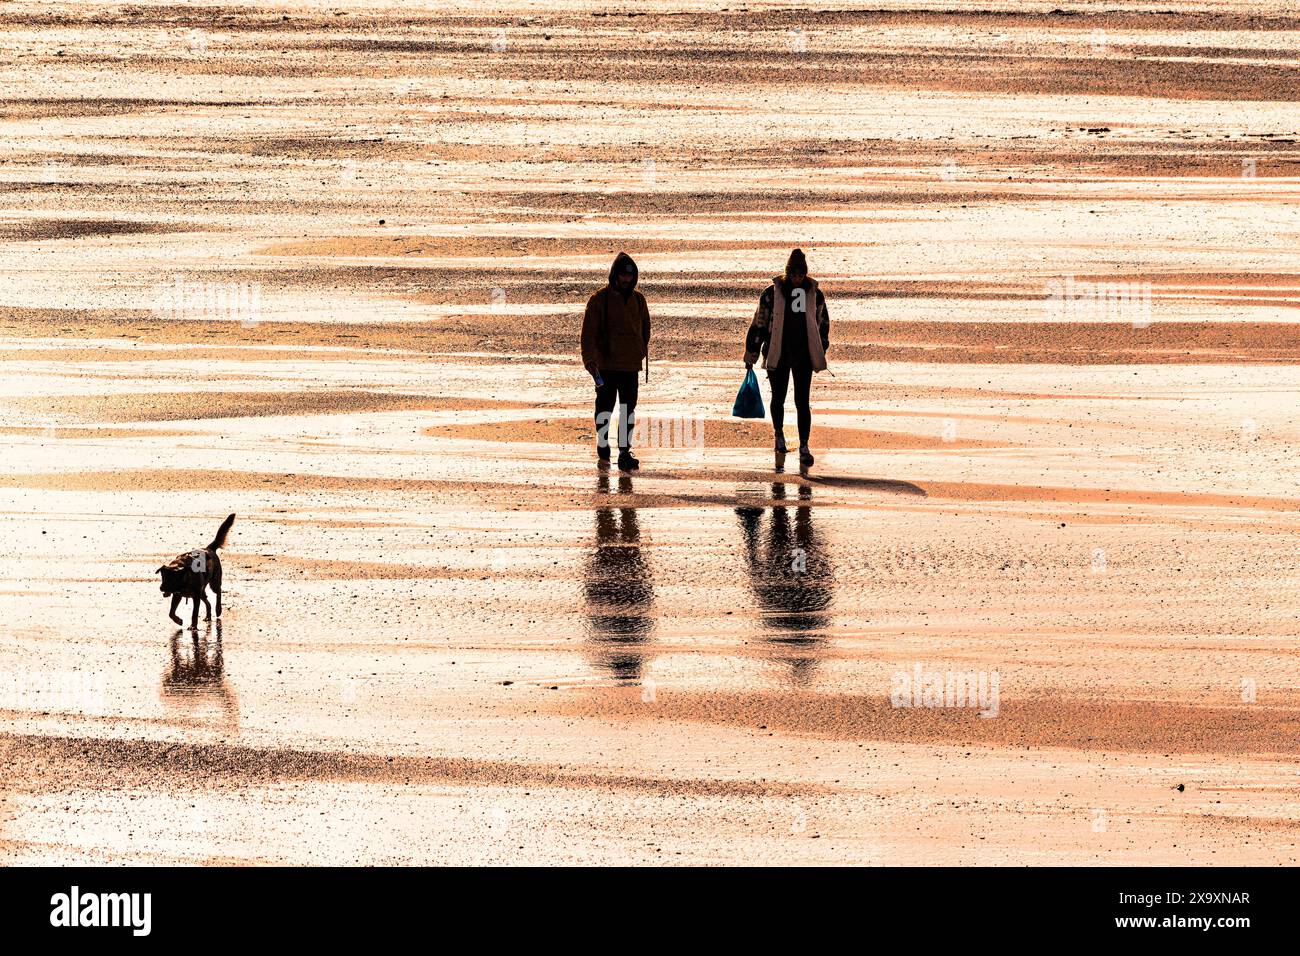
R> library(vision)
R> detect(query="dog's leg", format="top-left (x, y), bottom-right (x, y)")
top-left (200, 592), bottom-right (213, 622)
top-left (190, 592), bottom-right (200, 630)
top-left (212, 555), bottom-right (223, 618)
top-left (169, 593), bottom-right (183, 625)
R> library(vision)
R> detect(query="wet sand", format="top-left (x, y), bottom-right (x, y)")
top-left (1, 0), bottom-right (1298, 864)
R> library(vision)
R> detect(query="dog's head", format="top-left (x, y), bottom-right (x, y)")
top-left (157, 564), bottom-right (186, 596)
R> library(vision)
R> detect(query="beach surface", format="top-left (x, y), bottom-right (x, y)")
top-left (1, 0), bottom-right (1298, 864)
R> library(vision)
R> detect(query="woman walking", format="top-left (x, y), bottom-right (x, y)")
top-left (743, 248), bottom-right (829, 466)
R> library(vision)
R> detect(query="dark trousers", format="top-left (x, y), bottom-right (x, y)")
top-left (594, 369), bottom-right (639, 453)
top-left (768, 364), bottom-right (812, 444)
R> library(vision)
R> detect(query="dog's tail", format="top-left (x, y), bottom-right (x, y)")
top-left (208, 513), bottom-right (236, 551)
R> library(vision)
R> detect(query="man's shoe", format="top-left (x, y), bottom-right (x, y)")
top-left (798, 445), bottom-right (814, 466)
top-left (617, 451), bottom-right (640, 471)
top-left (774, 433), bottom-right (788, 454)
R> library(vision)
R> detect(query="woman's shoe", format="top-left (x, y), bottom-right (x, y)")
top-left (774, 434), bottom-right (788, 454)
top-left (798, 445), bottom-right (814, 466)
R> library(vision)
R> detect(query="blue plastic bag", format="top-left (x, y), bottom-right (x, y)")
top-left (732, 367), bottom-right (765, 419)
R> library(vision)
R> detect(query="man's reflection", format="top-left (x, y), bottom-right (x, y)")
top-left (583, 473), bottom-right (655, 681)
top-left (736, 481), bottom-right (835, 684)
top-left (161, 622), bottom-right (238, 725)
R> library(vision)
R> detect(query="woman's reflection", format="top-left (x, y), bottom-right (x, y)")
top-left (583, 472), bottom-right (655, 681)
top-left (736, 482), bottom-right (835, 684)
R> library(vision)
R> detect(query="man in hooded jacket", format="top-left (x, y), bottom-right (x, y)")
top-left (581, 252), bottom-right (651, 471)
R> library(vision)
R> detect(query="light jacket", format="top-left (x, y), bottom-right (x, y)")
top-left (744, 276), bottom-right (829, 371)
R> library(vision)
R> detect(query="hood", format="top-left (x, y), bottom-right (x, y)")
top-left (608, 252), bottom-right (639, 291)
top-left (775, 274), bottom-right (814, 292)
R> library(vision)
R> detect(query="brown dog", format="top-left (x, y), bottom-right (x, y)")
top-left (157, 514), bottom-right (235, 628)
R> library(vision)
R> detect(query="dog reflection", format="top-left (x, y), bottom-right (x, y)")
top-left (161, 623), bottom-right (238, 725)
top-left (583, 473), bottom-right (655, 681)
top-left (736, 482), bottom-right (835, 684)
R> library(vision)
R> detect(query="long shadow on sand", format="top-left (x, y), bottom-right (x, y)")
top-left (804, 474), bottom-right (926, 497)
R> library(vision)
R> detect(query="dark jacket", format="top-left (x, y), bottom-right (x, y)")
top-left (744, 276), bottom-right (829, 372)
top-left (582, 252), bottom-right (651, 374)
